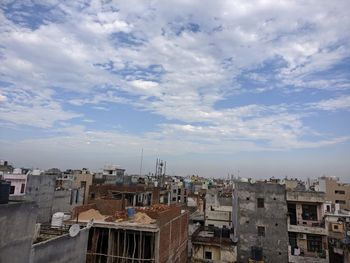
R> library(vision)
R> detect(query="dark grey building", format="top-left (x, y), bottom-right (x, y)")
top-left (233, 181), bottom-right (289, 263)
top-left (25, 172), bottom-right (56, 223)
top-left (0, 201), bottom-right (38, 263)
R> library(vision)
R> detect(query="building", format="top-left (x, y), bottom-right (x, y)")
top-left (0, 196), bottom-right (89, 263)
top-left (287, 190), bottom-right (329, 263)
top-left (191, 226), bottom-right (237, 262)
top-left (72, 168), bottom-right (93, 204)
top-left (25, 171), bottom-right (56, 223)
top-left (102, 164), bottom-right (126, 184)
top-left (71, 202), bottom-right (188, 262)
top-left (205, 189), bottom-right (232, 228)
top-left (0, 200), bottom-right (38, 263)
top-left (3, 168), bottom-right (28, 196)
top-left (233, 180), bottom-right (289, 263)
top-left (324, 202), bottom-right (350, 263)
top-left (314, 177), bottom-right (350, 211)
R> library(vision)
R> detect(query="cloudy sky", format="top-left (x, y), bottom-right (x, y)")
top-left (0, 0), bottom-right (349, 180)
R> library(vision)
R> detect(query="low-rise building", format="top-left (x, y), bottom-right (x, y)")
top-left (287, 190), bottom-right (329, 263)
top-left (71, 202), bottom-right (188, 262)
top-left (324, 203), bottom-right (350, 263)
top-left (191, 226), bottom-right (237, 263)
top-left (3, 168), bottom-right (28, 196)
top-left (314, 176), bottom-right (350, 211)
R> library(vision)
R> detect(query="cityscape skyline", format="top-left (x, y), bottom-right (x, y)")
top-left (1, 1), bottom-right (350, 182)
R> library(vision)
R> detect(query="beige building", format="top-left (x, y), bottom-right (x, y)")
top-left (314, 177), bottom-right (350, 211)
top-left (287, 190), bottom-right (328, 263)
top-left (72, 168), bottom-right (92, 204)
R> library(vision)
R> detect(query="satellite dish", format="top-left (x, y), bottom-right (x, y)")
top-left (250, 179), bottom-right (256, 184)
top-left (279, 180), bottom-right (285, 185)
top-left (86, 218), bottom-right (94, 229)
top-left (69, 224), bottom-right (80, 237)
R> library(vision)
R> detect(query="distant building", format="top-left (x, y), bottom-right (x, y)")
top-left (3, 168), bottom-right (28, 196)
top-left (287, 190), bottom-right (329, 263)
top-left (324, 202), bottom-right (350, 263)
top-left (314, 176), bottom-right (350, 211)
top-left (205, 189), bottom-right (232, 228)
top-left (233, 181), bottom-right (289, 263)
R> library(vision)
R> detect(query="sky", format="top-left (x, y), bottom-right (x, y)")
top-left (0, 0), bottom-right (350, 181)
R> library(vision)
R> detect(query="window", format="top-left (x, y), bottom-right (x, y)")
top-left (258, 226), bottom-right (265, 237)
top-left (307, 235), bottom-right (322, 253)
top-left (335, 200), bottom-right (346, 204)
top-left (10, 185), bottom-right (15, 194)
top-left (302, 204), bottom-right (318, 220)
top-left (257, 198), bottom-right (264, 208)
top-left (205, 251), bottom-right (212, 260)
top-left (173, 189), bottom-right (176, 194)
top-left (172, 197), bottom-right (176, 202)
top-left (335, 190), bottom-right (345, 195)
top-left (20, 183), bottom-right (25, 193)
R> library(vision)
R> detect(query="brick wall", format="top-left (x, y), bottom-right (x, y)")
top-left (159, 210), bottom-right (189, 263)
top-left (72, 203), bottom-right (96, 218)
top-left (95, 199), bottom-right (123, 215)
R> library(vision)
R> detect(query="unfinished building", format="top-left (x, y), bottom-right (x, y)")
top-left (88, 184), bottom-right (170, 207)
top-left (71, 202), bottom-right (188, 262)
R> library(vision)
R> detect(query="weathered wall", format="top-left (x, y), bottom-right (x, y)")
top-left (0, 201), bottom-right (38, 263)
top-left (30, 227), bottom-right (89, 263)
top-left (26, 174), bottom-right (56, 223)
top-left (52, 189), bottom-right (83, 214)
top-left (235, 182), bottom-right (289, 263)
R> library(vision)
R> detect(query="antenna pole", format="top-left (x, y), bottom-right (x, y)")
top-left (139, 148), bottom-right (143, 177)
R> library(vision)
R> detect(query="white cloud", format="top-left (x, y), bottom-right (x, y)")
top-left (310, 95), bottom-right (350, 111)
top-left (0, 0), bottom-right (349, 155)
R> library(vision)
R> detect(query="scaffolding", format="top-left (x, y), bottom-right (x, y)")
top-left (86, 227), bottom-right (156, 263)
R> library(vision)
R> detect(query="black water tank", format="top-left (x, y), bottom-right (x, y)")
top-left (213, 227), bottom-right (221, 237)
top-left (0, 180), bottom-right (10, 204)
top-left (251, 246), bottom-right (263, 261)
top-left (222, 227), bottom-right (230, 238)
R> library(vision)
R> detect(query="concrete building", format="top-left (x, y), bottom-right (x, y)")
top-left (0, 201), bottom-right (38, 263)
top-left (287, 190), bottom-right (329, 263)
top-left (102, 164), bottom-right (126, 184)
top-left (71, 202), bottom-right (188, 262)
top-left (169, 181), bottom-right (187, 205)
top-left (72, 168), bottom-right (93, 204)
top-left (324, 203), bottom-right (350, 263)
top-left (0, 198), bottom-right (89, 263)
top-left (191, 226), bottom-right (237, 263)
top-left (3, 168), bottom-right (28, 196)
top-left (314, 176), bottom-right (350, 211)
top-left (233, 181), bottom-right (289, 263)
top-left (25, 171), bottom-right (56, 223)
top-left (0, 159), bottom-right (14, 174)
top-left (205, 189), bottom-right (232, 228)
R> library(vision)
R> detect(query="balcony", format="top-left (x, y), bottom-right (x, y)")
top-left (288, 246), bottom-right (328, 263)
top-left (287, 191), bottom-right (325, 203)
top-left (288, 223), bottom-right (327, 235)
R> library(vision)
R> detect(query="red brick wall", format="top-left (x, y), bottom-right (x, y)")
top-left (159, 210), bottom-right (189, 263)
top-left (95, 199), bottom-right (123, 215)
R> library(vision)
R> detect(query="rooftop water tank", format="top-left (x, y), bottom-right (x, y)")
top-left (0, 180), bottom-right (10, 204)
top-left (51, 212), bottom-right (67, 228)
